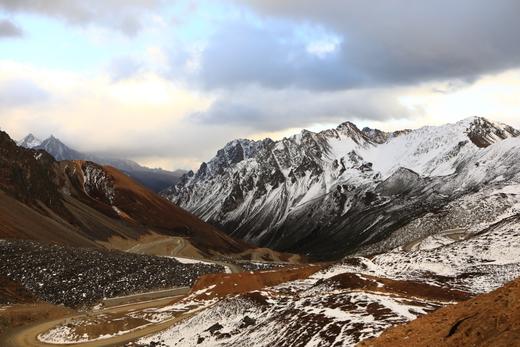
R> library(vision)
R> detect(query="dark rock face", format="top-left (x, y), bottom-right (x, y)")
top-left (162, 117), bottom-right (520, 260)
top-left (377, 167), bottom-right (422, 196)
top-left (0, 131), bottom-right (68, 215)
top-left (466, 117), bottom-right (520, 148)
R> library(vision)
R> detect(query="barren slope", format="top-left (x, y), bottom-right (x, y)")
top-left (0, 130), bottom-right (249, 256)
top-left (359, 277), bottom-right (520, 347)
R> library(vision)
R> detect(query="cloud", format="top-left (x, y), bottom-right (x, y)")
top-left (106, 56), bottom-right (144, 82)
top-left (0, 0), bottom-right (165, 35)
top-left (0, 79), bottom-right (49, 108)
top-left (182, 0), bottom-right (520, 91)
top-left (2, 61), bottom-right (520, 170)
top-left (177, 19), bottom-right (360, 91)
top-left (190, 86), bottom-right (418, 131)
top-left (0, 19), bottom-right (23, 38)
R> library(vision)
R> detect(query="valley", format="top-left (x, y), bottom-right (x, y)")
top-left (1, 117), bottom-right (520, 346)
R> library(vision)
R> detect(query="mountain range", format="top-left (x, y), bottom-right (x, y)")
top-left (163, 116), bottom-right (520, 259)
top-left (17, 134), bottom-right (186, 192)
top-left (1, 129), bottom-right (248, 257)
top-left (3, 116), bottom-right (520, 346)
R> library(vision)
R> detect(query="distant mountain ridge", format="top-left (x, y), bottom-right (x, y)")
top-left (163, 116), bottom-right (520, 259)
top-left (17, 134), bottom-right (186, 192)
top-left (2, 129), bottom-right (247, 256)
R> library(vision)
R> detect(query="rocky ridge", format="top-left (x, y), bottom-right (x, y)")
top-left (163, 117), bottom-right (520, 259)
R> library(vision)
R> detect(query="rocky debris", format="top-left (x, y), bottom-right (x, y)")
top-left (0, 276), bottom-right (36, 305)
top-left (137, 265), bottom-right (447, 347)
top-left (0, 240), bottom-right (224, 307)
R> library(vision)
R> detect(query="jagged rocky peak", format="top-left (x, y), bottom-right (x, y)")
top-left (36, 135), bottom-right (81, 161)
top-left (162, 116), bottom-right (520, 258)
top-left (208, 138), bottom-right (267, 173)
top-left (17, 133), bottom-right (42, 149)
top-left (331, 121), bottom-right (370, 143)
top-left (464, 116), bottom-right (519, 148)
top-left (361, 127), bottom-right (390, 144)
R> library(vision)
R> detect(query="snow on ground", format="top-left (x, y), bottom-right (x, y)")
top-left (135, 210), bottom-right (520, 346)
top-left (170, 257), bottom-right (214, 265)
top-left (137, 283), bottom-right (437, 347)
top-left (370, 214), bottom-right (520, 293)
top-left (39, 323), bottom-right (149, 344)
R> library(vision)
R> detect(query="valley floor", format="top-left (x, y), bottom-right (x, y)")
top-left (2, 207), bottom-right (520, 347)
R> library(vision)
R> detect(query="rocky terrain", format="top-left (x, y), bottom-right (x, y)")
top-left (3, 117), bottom-right (520, 346)
top-left (18, 134), bottom-right (187, 192)
top-left (360, 276), bottom-right (520, 347)
top-left (134, 206), bottom-right (520, 346)
top-left (0, 240), bottom-right (224, 307)
top-left (164, 117), bottom-right (520, 259)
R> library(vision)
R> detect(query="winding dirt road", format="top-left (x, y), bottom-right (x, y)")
top-left (0, 251), bottom-right (248, 347)
top-left (1, 292), bottom-right (194, 347)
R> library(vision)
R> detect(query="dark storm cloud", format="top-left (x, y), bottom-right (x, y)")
top-left (0, 0), bottom-right (164, 35)
top-left (193, 0), bottom-right (520, 91)
top-left (0, 18), bottom-right (22, 38)
top-left (194, 21), bottom-right (360, 91)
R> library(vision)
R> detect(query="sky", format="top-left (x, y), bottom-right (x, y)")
top-left (1, 0), bottom-right (520, 170)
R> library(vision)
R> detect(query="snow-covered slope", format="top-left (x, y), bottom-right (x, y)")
top-left (135, 206), bottom-right (520, 346)
top-left (163, 117), bottom-right (520, 259)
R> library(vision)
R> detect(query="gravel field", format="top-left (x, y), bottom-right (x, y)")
top-left (0, 240), bottom-right (224, 307)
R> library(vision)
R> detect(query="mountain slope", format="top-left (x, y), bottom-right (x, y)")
top-left (1, 130), bottom-right (248, 255)
top-left (163, 117), bottom-right (520, 259)
top-left (17, 134), bottom-right (186, 192)
top-left (136, 197), bottom-right (520, 346)
top-left (359, 276), bottom-right (520, 347)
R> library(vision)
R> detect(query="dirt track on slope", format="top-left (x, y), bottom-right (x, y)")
top-left (0, 293), bottom-right (191, 347)
top-left (190, 265), bottom-right (322, 299)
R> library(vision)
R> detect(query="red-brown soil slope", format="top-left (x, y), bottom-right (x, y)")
top-left (0, 130), bottom-right (248, 255)
top-left (359, 277), bottom-right (520, 347)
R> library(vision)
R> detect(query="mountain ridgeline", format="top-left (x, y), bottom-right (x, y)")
top-left (162, 117), bottom-right (520, 260)
top-left (17, 134), bottom-right (186, 192)
top-left (1, 130), bottom-right (247, 255)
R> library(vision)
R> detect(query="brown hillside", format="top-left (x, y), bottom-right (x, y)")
top-left (359, 277), bottom-right (520, 347)
top-left (0, 130), bottom-right (249, 256)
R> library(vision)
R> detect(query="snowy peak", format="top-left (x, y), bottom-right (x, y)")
top-left (464, 116), bottom-right (519, 148)
top-left (16, 133), bottom-right (186, 192)
top-left (163, 116), bottom-right (520, 259)
top-left (36, 135), bottom-right (82, 161)
top-left (207, 138), bottom-right (268, 175)
top-left (17, 133), bottom-right (42, 149)
top-left (361, 127), bottom-right (390, 144)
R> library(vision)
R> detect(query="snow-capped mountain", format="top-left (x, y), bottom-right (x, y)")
top-left (35, 135), bottom-right (83, 161)
top-left (17, 133), bottom-right (42, 149)
top-left (163, 117), bottom-right (520, 259)
top-left (17, 134), bottom-right (186, 192)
